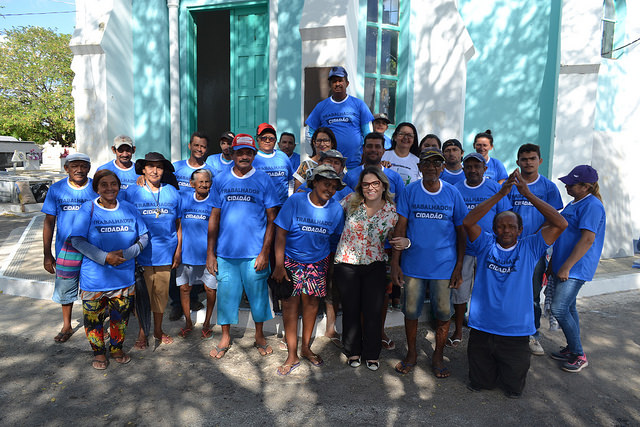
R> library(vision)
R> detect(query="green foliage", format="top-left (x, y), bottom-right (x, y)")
top-left (0, 26), bottom-right (75, 145)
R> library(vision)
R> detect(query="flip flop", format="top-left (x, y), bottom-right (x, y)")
top-left (395, 360), bottom-right (416, 374)
top-left (278, 339), bottom-right (288, 351)
top-left (179, 328), bottom-right (193, 338)
top-left (155, 334), bottom-right (174, 345)
top-left (381, 339), bottom-right (396, 350)
top-left (302, 354), bottom-right (324, 367)
top-left (329, 336), bottom-right (344, 349)
top-left (446, 337), bottom-right (462, 348)
top-left (112, 353), bottom-right (131, 365)
top-left (209, 345), bottom-right (230, 359)
top-left (432, 365), bottom-right (451, 379)
top-left (134, 339), bottom-right (148, 350)
top-left (254, 341), bottom-right (273, 356)
top-left (201, 328), bottom-right (214, 340)
top-left (54, 330), bottom-right (73, 343)
top-left (276, 362), bottom-right (300, 376)
top-left (92, 358), bottom-right (108, 370)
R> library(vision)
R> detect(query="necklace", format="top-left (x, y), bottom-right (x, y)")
top-left (145, 181), bottom-right (162, 218)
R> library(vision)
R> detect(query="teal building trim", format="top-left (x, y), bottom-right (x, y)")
top-left (459, 1), bottom-right (561, 176)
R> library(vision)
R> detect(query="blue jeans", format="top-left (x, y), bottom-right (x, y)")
top-left (402, 276), bottom-right (452, 321)
top-left (549, 276), bottom-right (586, 355)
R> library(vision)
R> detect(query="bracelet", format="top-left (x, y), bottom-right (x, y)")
top-left (137, 241), bottom-right (144, 252)
top-left (405, 239), bottom-right (411, 249)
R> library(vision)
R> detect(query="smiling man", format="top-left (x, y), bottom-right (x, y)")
top-left (463, 169), bottom-right (567, 398)
top-left (97, 135), bottom-right (138, 199)
top-left (173, 132), bottom-right (215, 193)
top-left (306, 66), bottom-right (374, 169)
top-left (252, 123), bottom-right (293, 206)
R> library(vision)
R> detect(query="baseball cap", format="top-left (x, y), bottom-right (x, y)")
top-left (463, 153), bottom-right (486, 164)
top-left (307, 164), bottom-right (346, 190)
top-left (65, 152), bottom-right (91, 165)
top-left (256, 123), bottom-right (276, 136)
top-left (442, 139), bottom-right (463, 151)
top-left (373, 113), bottom-right (390, 124)
top-left (220, 131), bottom-right (235, 142)
top-left (559, 165), bottom-right (599, 185)
top-left (419, 149), bottom-right (445, 162)
top-left (319, 149), bottom-right (345, 163)
top-left (328, 66), bottom-right (348, 79)
top-left (113, 135), bottom-right (134, 149)
top-left (232, 134), bottom-right (257, 151)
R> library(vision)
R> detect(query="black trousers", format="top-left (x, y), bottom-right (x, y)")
top-left (467, 328), bottom-right (531, 394)
top-left (334, 261), bottom-right (386, 360)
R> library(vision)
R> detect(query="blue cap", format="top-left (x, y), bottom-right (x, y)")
top-left (463, 153), bottom-right (486, 165)
top-left (559, 165), bottom-right (598, 185)
top-left (328, 66), bottom-right (348, 79)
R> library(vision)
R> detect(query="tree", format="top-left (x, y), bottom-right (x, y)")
top-left (0, 27), bottom-right (75, 145)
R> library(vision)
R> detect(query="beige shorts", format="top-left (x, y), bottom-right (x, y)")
top-left (142, 265), bottom-right (172, 313)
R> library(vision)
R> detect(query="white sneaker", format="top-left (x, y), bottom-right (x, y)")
top-left (529, 336), bottom-right (544, 356)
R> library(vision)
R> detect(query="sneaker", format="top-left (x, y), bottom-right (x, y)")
top-left (562, 353), bottom-right (588, 372)
top-left (550, 346), bottom-right (571, 361)
top-left (529, 336), bottom-right (544, 356)
top-left (548, 317), bottom-right (559, 331)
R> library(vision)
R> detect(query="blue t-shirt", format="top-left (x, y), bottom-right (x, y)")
top-left (173, 160), bottom-right (214, 193)
top-left (507, 174), bottom-right (563, 237)
top-left (180, 192), bottom-right (215, 266)
top-left (397, 180), bottom-right (468, 279)
top-left (211, 168), bottom-right (280, 259)
top-left (206, 154), bottom-right (233, 176)
top-left (484, 157), bottom-right (508, 182)
top-left (71, 199), bottom-right (148, 292)
top-left (467, 231), bottom-right (549, 336)
top-left (306, 95), bottom-right (374, 169)
top-left (383, 134), bottom-right (392, 150)
top-left (288, 152), bottom-right (301, 172)
top-left (551, 194), bottom-right (606, 281)
top-left (455, 178), bottom-right (512, 234)
top-left (274, 192), bottom-right (345, 263)
top-left (440, 168), bottom-right (465, 186)
top-left (343, 166), bottom-right (405, 204)
top-left (124, 184), bottom-right (181, 266)
top-left (41, 178), bottom-right (98, 257)
top-left (96, 160), bottom-right (139, 200)
top-left (253, 150), bottom-right (293, 205)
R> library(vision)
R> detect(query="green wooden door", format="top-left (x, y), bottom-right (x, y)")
top-left (230, 6), bottom-right (269, 135)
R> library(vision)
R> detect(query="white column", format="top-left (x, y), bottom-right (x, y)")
top-left (167, 0), bottom-right (181, 161)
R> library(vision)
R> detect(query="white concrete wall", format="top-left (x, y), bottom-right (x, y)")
top-left (410, 0), bottom-right (474, 140)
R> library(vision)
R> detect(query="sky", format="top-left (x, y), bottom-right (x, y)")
top-left (0, 0), bottom-right (76, 35)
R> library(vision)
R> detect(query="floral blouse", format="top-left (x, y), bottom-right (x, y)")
top-left (334, 194), bottom-right (398, 265)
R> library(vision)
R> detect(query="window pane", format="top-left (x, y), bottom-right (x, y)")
top-left (381, 30), bottom-right (398, 75)
top-left (364, 77), bottom-right (376, 114)
top-left (379, 79), bottom-right (396, 123)
top-left (383, 0), bottom-right (399, 25)
top-left (367, 0), bottom-right (378, 23)
top-left (365, 26), bottom-right (378, 74)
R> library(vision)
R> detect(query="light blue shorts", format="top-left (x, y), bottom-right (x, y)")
top-left (52, 276), bottom-right (78, 305)
top-left (176, 264), bottom-right (217, 290)
top-left (216, 257), bottom-right (273, 325)
top-left (402, 276), bottom-right (452, 321)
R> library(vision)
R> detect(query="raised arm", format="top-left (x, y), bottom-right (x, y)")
top-left (463, 173), bottom-right (515, 241)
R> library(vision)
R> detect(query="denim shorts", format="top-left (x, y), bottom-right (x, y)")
top-left (451, 255), bottom-right (476, 304)
top-left (176, 264), bottom-right (217, 290)
top-left (402, 276), bottom-right (452, 321)
top-left (52, 276), bottom-right (79, 305)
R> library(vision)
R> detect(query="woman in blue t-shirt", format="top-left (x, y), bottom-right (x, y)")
top-left (548, 165), bottom-right (606, 373)
top-left (473, 130), bottom-right (508, 183)
top-left (70, 170), bottom-right (149, 370)
top-left (272, 165), bottom-right (346, 375)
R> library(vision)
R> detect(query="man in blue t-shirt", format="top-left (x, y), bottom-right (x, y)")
top-left (391, 148), bottom-right (468, 378)
top-left (253, 123), bottom-right (293, 206)
top-left (306, 66), bottom-right (374, 169)
top-left (440, 139), bottom-right (465, 186)
top-left (206, 131), bottom-right (235, 176)
top-left (42, 153), bottom-right (97, 344)
top-left (448, 153), bottom-right (511, 347)
top-left (96, 135), bottom-right (138, 199)
top-left (278, 132), bottom-right (300, 172)
top-left (508, 144), bottom-right (563, 356)
top-left (206, 133), bottom-right (279, 360)
top-left (343, 133), bottom-right (404, 203)
top-left (173, 132), bottom-right (215, 193)
top-left (463, 169), bottom-right (567, 398)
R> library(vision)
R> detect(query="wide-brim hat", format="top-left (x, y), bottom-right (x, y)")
top-left (307, 164), bottom-right (346, 190)
top-left (135, 152), bottom-right (175, 175)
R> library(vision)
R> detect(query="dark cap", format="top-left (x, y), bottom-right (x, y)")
top-left (463, 152), bottom-right (486, 165)
top-left (256, 123), bottom-right (276, 136)
top-left (307, 164), bottom-right (346, 190)
top-left (559, 165), bottom-right (599, 185)
top-left (328, 66), bottom-right (348, 79)
top-left (373, 113), bottom-right (390, 124)
top-left (442, 139), bottom-right (463, 151)
top-left (232, 134), bottom-right (257, 151)
top-left (220, 131), bottom-right (235, 142)
top-left (419, 149), bottom-right (445, 162)
top-left (134, 152), bottom-right (175, 175)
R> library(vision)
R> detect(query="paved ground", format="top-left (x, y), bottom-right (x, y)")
top-left (0, 289), bottom-right (639, 426)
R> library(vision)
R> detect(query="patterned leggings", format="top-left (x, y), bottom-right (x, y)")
top-left (83, 296), bottom-right (133, 356)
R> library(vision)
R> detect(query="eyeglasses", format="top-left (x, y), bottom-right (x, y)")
top-left (419, 160), bottom-right (443, 168)
top-left (397, 132), bottom-right (414, 140)
top-left (259, 136), bottom-right (276, 143)
top-left (315, 138), bottom-right (331, 144)
top-left (361, 180), bottom-right (381, 189)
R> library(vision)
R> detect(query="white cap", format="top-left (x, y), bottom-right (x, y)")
top-left (113, 135), bottom-right (134, 149)
top-left (65, 153), bottom-right (91, 165)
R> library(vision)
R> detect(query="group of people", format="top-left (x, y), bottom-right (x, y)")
top-left (42, 66), bottom-right (606, 398)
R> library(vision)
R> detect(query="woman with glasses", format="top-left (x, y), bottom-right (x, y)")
top-left (381, 122), bottom-right (421, 186)
top-left (293, 127), bottom-right (338, 191)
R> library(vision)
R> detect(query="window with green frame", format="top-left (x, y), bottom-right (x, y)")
top-left (364, 0), bottom-right (400, 124)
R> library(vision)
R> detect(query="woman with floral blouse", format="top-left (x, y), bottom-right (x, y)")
top-left (334, 166), bottom-right (408, 370)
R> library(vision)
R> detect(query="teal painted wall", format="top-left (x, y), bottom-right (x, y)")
top-left (275, 0), bottom-right (304, 147)
top-left (132, 1), bottom-right (172, 158)
top-left (458, 0), bottom-right (561, 176)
